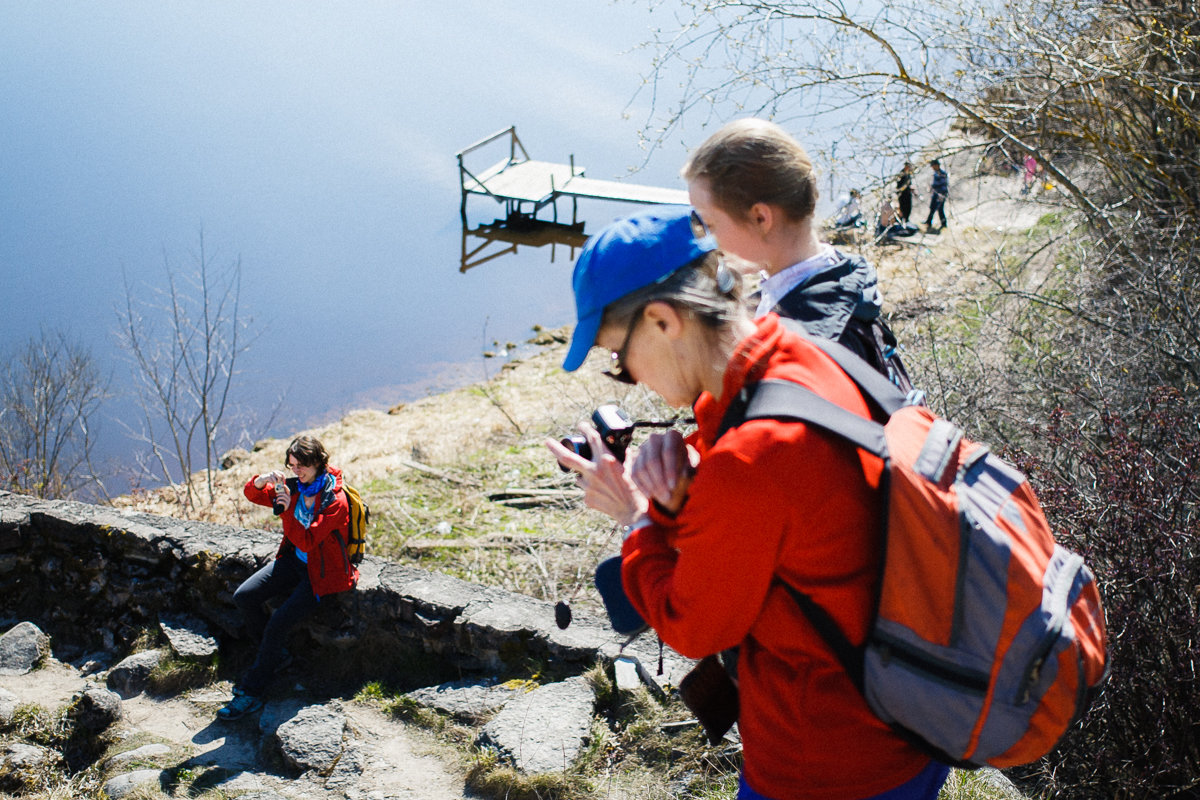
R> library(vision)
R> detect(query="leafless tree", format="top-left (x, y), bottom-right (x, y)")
top-left (116, 232), bottom-right (265, 511)
top-left (0, 329), bottom-right (109, 499)
top-left (632, 2), bottom-right (1200, 795)
top-left (634, 0), bottom-right (1198, 229)
top-left (631, 0), bottom-right (1200, 409)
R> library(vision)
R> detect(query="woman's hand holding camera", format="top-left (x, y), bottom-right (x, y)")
top-left (253, 470), bottom-right (289, 490)
top-left (631, 429), bottom-right (697, 516)
top-left (546, 423), bottom-right (647, 527)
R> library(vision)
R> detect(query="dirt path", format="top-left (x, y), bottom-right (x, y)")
top-left (0, 658), bottom-right (472, 799)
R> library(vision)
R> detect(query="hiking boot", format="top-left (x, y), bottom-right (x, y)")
top-left (217, 693), bottom-right (263, 721)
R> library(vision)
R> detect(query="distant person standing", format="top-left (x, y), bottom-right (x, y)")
top-left (896, 162), bottom-right (914, 224)
top-left (923, 159), bottom-right (948, 231)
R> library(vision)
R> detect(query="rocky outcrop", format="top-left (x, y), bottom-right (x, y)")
top-left (0, 491), bottom-right (688, 695)
top-left (0, 490), bottom-right (692, 782)
top-left (476, 675), bottom-right (597, 774)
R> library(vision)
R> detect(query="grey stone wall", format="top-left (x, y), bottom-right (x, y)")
top-left (0, 491), bottom-right (687, 690)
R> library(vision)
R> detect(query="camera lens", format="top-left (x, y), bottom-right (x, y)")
top-left (558, 435), bottom-right (592, 472)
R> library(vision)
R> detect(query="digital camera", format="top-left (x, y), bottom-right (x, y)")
top-left (272, 477), bottom-right (289, 516)
top-left (558, 405), bottom-right (635, 471)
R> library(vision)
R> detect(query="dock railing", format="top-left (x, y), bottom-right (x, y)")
top-left (456, 126), bottom-right (531, 223)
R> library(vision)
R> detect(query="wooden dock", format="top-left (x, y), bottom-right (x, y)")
top-left (457, 126), bottom-right (689, 227)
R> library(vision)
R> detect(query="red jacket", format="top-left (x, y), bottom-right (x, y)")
top-left (243, 466), bottom-right (358, 597)
top-left (622, 314), bottom-right (930, 800)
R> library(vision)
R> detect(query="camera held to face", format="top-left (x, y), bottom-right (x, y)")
top-left (272, 479), bottom-right (289, 516)
top-left (558, 405), bottom-right (635, 471)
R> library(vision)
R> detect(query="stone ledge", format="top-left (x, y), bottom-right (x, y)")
top-left (0, 491), bottom-right (689, 690)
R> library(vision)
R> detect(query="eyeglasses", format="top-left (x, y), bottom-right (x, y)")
top-left (604, 308), bottom-right (644, 385)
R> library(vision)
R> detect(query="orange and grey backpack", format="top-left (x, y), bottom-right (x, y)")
top-left (717, 331), bottom-right (1109, 768)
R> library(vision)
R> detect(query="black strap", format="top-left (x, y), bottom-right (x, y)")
top-left (713, 331), bottom-right (910, 696)
top-left (777, 579), bottom-right (864, 688)
top-left (734, 379), bottom-right (889, 457)
top-left (781, 321), bottom-right (909, 417)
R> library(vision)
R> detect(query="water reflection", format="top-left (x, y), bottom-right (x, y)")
top-left (460, 214), bottom-right (587, 273)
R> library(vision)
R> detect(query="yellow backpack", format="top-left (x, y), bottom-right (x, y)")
top-left (340, 483), bottom-right (369, 565)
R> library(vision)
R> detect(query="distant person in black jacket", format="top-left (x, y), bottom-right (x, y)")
top-left (896, 161), bottom-right (914, 224)
top-left (683, 118), bottom-right (913, 392)
top-left (923, 159), bottom-right (949, 231)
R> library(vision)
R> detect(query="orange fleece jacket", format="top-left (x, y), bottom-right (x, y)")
top-left (622, 314), bottom-right (930, 799)
top-left (244, 466), bottom-right (358, 597)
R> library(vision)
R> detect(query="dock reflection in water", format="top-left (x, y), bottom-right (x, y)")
top-left (460, 212), bottom-right (588, 273)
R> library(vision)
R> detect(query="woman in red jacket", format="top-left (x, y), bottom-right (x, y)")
top-left (547, 208), bottom-right (948, 800)
top-left (218, 435), bottom-right (358, 720)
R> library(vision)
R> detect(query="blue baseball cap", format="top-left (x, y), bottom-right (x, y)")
top-left (563, 207), bottom-right (716, 372)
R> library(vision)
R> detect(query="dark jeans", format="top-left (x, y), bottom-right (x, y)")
top-left (738, 760), bottom-right (949, 799)
top-left (924, 194), bottom-right (947, 227)
top-left (233, 550), bottom-right (318, 696)
top-left (899, 191), bottom-right (912, 222)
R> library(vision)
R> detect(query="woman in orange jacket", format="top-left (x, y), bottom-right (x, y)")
top-left (547, 208), bottom-right (948, 800)
top-left (218, 435), bottom-right (358, 720)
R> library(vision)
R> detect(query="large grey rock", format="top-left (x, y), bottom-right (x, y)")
top-left (106, 649), bottom-right (164, 698)
top-left (476, 676), bottom-right (596, 774)
top-left (0, 621), bottom-right (49, 675)
top-left (1, 741), bottom-right (51, 771)
top-left (0, 741), bottom-right (52, 793)
top-left (158, 612), bottom-right (218, 660)
top-left (271, 703), bottom-right (346, 775)
top-left (68, 686), bottom-right (123, 733)
top-left (405, 676), bottom-right (521, 722)
top-left (102, 769), bottom-right (164, 800)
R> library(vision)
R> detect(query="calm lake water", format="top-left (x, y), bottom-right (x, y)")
top-left (0, 2), bottom-right (873, 493)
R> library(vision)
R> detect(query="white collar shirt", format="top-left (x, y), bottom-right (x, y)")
top-left (754, 244), bottom-right (840, 318)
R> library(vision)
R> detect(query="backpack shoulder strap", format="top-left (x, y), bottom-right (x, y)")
top-left (727, 379), bottom-right (889, 459)
top-left (778, 578), bottom-right (864, 688)
top-left (713, 368), bottom-right (893, 697)
top-left (778, 319), bottom-right (911, 416)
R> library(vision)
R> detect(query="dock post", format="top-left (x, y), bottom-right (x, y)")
top-left (457, 153), bottom-right (468, 226)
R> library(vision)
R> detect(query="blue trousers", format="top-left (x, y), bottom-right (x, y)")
top-left (232, 550), bottom-right (318, 696)
top-left (737, 759), bottom-right (950, 800)
top-left (924, 195), bottom-right (947, 227)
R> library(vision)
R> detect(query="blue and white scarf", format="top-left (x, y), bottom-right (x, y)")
top-left (291, 472), bottom-right (332, 529)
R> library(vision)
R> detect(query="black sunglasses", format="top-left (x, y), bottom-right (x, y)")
top-left (603, 308), bottom-right (644, 385)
